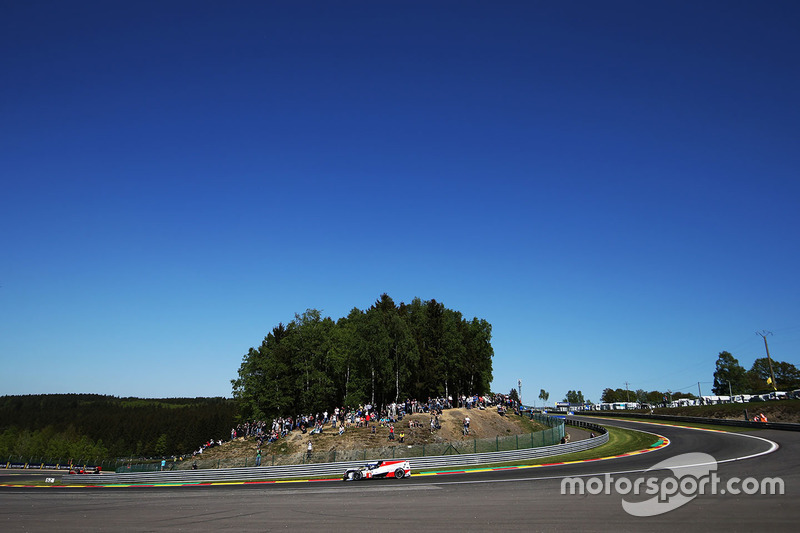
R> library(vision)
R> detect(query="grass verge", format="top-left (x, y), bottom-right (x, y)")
top-left (440, 425), bottom-right (661, 470)
top-left (597, 416), bottom-right (762, 433)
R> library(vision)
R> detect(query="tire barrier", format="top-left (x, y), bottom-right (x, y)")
top-left (62, 417), bottom-right (610, 485)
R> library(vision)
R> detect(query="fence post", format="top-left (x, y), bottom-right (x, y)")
top-left (516, 435), bottom-right (519, 450)
top-left (496, 436), bottom-right (498, 452)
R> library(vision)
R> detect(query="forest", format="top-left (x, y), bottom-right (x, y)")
top-left (1, 294), bottom-right (493, 462)
top-left (231, 294), bottom-right (495, 420)
top-left (0, 394), bottom-right (235, 461)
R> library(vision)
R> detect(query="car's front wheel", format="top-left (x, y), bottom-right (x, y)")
top-left (352, 471), bottom-right (362, 481)
top-left (394, 468), bottom-right (405, 479)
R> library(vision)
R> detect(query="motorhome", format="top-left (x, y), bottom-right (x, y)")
top-left (700, 395), bottom-right (730, 405)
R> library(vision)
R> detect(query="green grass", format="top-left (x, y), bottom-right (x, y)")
top-left (651, 399), bottom-right (800, 417)
top-left (454, 425), bottom-right (661, 470)
top-left (605, 417), bottom-right (761, 433)
top-left (506, 413), bottom-right (548, 433)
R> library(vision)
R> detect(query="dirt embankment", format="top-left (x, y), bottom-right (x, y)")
top-left (199, 407), bottom-right (547, 461)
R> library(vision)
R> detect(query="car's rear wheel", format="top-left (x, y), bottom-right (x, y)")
top-left (394, 468), bottom-right (405, 479)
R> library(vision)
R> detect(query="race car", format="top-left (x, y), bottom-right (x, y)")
top-left (342, 460), bottom-right (411, 481)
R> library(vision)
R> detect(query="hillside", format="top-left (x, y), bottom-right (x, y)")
top-left (193, 407), bottom-right (546, 464)
top-left (0, 394), bottom-right (236, 459)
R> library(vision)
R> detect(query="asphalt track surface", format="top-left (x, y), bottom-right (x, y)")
top-left (1, 417), bottom-right (797, 532)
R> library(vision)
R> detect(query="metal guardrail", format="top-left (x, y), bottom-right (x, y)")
top-left (576, 411), bottom-right (800, 431)
top-left (63, 416), bottom-right (612, 485)
top-left (62, 432), bottom-right (609, 485)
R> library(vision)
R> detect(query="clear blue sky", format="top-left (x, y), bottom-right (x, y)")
top-left (2, 1), bottom-right (798, 404)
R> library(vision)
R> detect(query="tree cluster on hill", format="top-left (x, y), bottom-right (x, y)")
top-left (231, 294), bottom-right (494, 420)
top-left (0, 394), bottom-right (236, 460)
top-left (712, 351), bottom-right (800, 395)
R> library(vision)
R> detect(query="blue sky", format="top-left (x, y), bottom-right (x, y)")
top-left (2, 1), bottom-right (798, 404)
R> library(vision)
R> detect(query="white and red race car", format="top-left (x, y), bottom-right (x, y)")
top-left (342, 460), bottom-right (411, 481)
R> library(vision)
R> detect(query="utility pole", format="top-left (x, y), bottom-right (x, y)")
top-left (756, 331), bottom-right (778, 390)
top-left (624, 381), bottom-right (630, 402)
top-left (518, 379), bottom-right (522, 406)
top-left (698, 382), bottom-right (702, 398)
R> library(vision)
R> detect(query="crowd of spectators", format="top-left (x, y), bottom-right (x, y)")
top-left (183, 393), bottom-right (522, 462)
top-left (224, 393), bottom-right (520, 450)
top-left (191, 438), bottom-right (223, 457)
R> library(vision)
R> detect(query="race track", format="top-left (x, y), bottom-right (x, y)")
top-left (1, 417), bottom-right (797, 532)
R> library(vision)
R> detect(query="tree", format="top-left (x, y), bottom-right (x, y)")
top-left (600, 388), bottom-right (616, 403)
top-left (508, 388), bottom-right (520, 404)
top-left (773, 361), bottom-right (800, 390)
top-left (601, 388), bottom-right (630, 403)
top-left (645, 390), bottom-right (665, 405)
top-left (712, 351), bottom-right (747, 395)
top-left (747, 357), bottom-right (800, 392)
top-left (538, 389), bottom-right (549, 406)
top-left (634, 389), bottom-right (648, 404)
top-left (232, 294), bottom-right (496, 416)
top-left (563, 390), bottom-right (584, 404)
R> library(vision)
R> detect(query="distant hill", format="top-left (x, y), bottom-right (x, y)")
top-left (0, 394), bottom-right (236, 460)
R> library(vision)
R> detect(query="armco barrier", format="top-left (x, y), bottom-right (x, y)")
top-left (62, 432), bottom-right (608, 485)
top-left (577, 411), bottom-right (800, 432)
top-left (63, 416), bottom-right (612, 485)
